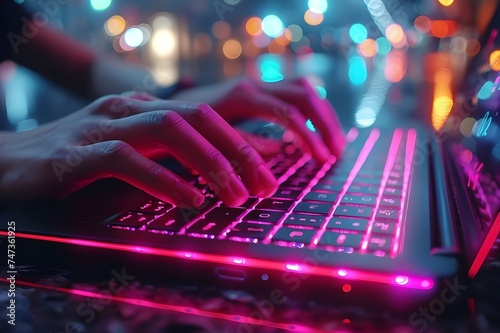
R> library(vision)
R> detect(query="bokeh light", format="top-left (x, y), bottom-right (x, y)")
top-left (316, 86), bottom-right (327, 99)
top-left (246, 17), bottom-right (262, 36)
top-left (262, 15), bottom-right (284, 38)
top-left (91, 0), bottom-right (112, 11)
top-left (104, 15), bottom-right (126, 36)
top-left (287, 24), bottom-right (303, 42)
top-left (438, 0), bottom-right (454, 6)
top-left (460, 117), bottom-right (477, 137)
top-left (349, 56), bottom-right (367, 85)
top-left (259, 55), bottom-right (284, 82)
top-left (349, 24), bottom-right (368, 44)
top-left (151, 30), bottom-right (177, 57)
top-left (223, 39), bottom-right (242, 59)
top-left (489, 50), bottom-right (500, 71)
top-left (478, 81), bottom-right (494, 100)
top-left (123, 27), bottom-right (144, 48)
top-left (385, 23), bottom-right (406, 48)
top-left (376, 37), bottom-right (391, 55)
top-left (414, 16), bottom-right (431, 33)
top-left (308, 0), bottom-right (328, 14)
top-left (212, 21), bottom-right (231, 39)
top-left (358, 39), bottom-right (378, 58)
top-left (304, 10), bottom-right (324, 26)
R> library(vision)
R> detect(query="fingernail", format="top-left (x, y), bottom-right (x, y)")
top-left (229, 173), bottom-right (249, 199)
top-left (255, 165), bottom-right (278, 197)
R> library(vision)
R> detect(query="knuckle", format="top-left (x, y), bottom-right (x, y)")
top-left (145, 110), bottom-right (185, 129)
top-left (205, 146), bottom-right (225, 164)
top-left (194, 103), bottom-right (216, 117)
top-left (237, 142), bottom-right (260, 161)
top-left (96, 140), bottom-right (131, 159)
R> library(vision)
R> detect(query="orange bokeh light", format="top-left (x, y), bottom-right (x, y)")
top-left (358, 39), bottom-right (378, 58)
top-left (385, 24), bottom-right (406, 48)
top-left (489, 50), bottom-right (500, 71)
top-left (222, 39), bottom-right (242, 59)
top-left (430, 20), bottom-right (458, 38)
top-left (432, 68), bottom-right (454, 131)
top-left (304, 9), bottom-right (324, 26)
top-left (438, 0), bottom-right (454, 6)
top-left (268, 40), bottom-right (286, 54)
top-left (246, 17), bottom-right (262, 36)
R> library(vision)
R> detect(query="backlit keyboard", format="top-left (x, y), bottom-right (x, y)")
top-left (105, 128), bottom-right (417, 259)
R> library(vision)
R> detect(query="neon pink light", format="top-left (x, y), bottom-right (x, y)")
top-left (361, 129), bottom-right (403, 253)
top-left (337, 269), bottom-right (348, 277)
top-left (395, 275), bottom-right (409, 285)
top-left (421, 280), bottom-right (432, 288)
top-left (469, 213), bottom-right (500, 278)
top-left (346, 127), bottom-right (359, 143)
top-left (232, 258), bottom-right (246, 264)
top-left (0, 231), bottom-right (434, 289)
top-left (313, 128), bottom-right (381, 245)
top-left (285, 263), bottom-right (301, 271)
top-left (0, 278), bottom-right (325, 333)
top-left (391, 129), bottom-right (417, 257)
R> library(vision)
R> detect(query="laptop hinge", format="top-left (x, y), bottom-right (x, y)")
top-left (428, 134), bottom-right (461, 255)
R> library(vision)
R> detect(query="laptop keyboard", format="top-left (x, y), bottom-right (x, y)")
top-left (106, 128), bottom-right (417, 259)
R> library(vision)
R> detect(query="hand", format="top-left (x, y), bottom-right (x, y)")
top-left (0, 94), bottom-right (278, 207)
top-left (172, 77), bottom-right (346, 163)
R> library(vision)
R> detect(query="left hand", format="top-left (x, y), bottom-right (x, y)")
top-left (172, 77), bottom-right (346, 163)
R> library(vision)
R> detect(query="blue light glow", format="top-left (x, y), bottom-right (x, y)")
top-left (308, 0), bottom-right (328, 14)
top-left (349, 56), bottom-right (367, 85)
top-left (478, 81), bottom-right (494, 100)
top-left (306, 119), bottom-right (316, 132)
top-left (316, 86), bottom-right (327, 99)
top-left (124, 28), bottom-right (144, 48)
top-left (376, 37), bottom-right (391, 55)
top-left (262, 15), bottom-right (284, 38)
top-left (90, 0), bottom-right (112, 11)
top-left (259, 55), bottom-right (284, 82)
top-left (349, 24), bottom-right (368, 44)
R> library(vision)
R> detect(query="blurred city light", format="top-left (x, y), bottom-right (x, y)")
top-left (489, 50), bottom-right (500, 71)
top-left (262, 15), bottom-right (284, 38)
top-left (376, 37), bottom-right (391, 55)
top-left (123, 27), bottom-right (143, 48)
top-left (151, 30), bottom-right (177, 57)
top-left (223, 39), bottom-right (242, 59)
top-left (104, 15), bottom-right (126, 36)
top-left (287, 24), bottom-right (303, 42)
top-left (349, 24), bottom-right (368, 44)
top-left (478, 81), bottom-right (494, 100)
top-left (90, 0), bottom-right (112, 11)
top-left (414, 16), bottom-right (431, 33)
top-left (438, 0), bottom-right (454, 6)
top-left (385, 23), bottom-right (406, 48)
top-left (308, 0), bottom-right (328, 14)
top-left (246, 17), bottom-right (262, 36)
top-left (316, 85), bottom-right (327, 99)
top-left (432, 68), bottom-right (454, 131)
top-left (384, 50), bottom-right (406, 82)
top-left (304, 9), bottom-right (324, 26)
top-left (355, 69), bottom-right (390, 128)
top-left (212, 21), bottom-right (232, 39)
top-left (259, 54), bottom-right (284, 82)
top-left (358, 39), bottom-right (378, 57)
top-left (348, 56), bottom-right (367, 85)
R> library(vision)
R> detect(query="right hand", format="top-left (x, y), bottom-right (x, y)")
top-left (0, 93), bottom-right (278, 207)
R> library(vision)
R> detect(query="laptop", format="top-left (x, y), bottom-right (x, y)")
top-left (2, 4), bottom-right (500, 313)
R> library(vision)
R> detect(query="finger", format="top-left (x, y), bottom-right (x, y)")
top-left (230, 92), bottom-right (331, 163)
top-left (234, 128), bottom-right (284, 158)
top-left (112, 101), bottom-right (278, 198)
top-left (101, 111), bottom-right (250, 206)
top-left (258, 78), bottom-right (346, 156)
top-left (75, 140), bottom-right (205, 207)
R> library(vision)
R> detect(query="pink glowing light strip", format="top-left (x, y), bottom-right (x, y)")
top-left (0, 231), bottom-right (433, 289)
top-left (312, 128), bottom-right (381, 245)
top-left (360, 129), bottom-right (402, 253)
top-left (469, 213), bottom-right (500, 278)
top-left (390, 129), bottom-right (417, 257)
top-left (345, 127), bottom-right (359, 143)
top-left (0, 278), bottom-right (325, 333)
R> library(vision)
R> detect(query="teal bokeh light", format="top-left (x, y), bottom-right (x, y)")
top-left (348, 56), bottom-right (367, 85)
top-left (349, 24), bottom-right (368, 44)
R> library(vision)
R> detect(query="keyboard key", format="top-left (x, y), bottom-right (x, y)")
top-left (368, 236), bottom-right (392, 252)
top-left (242, 210), bottom-right (285, 223)
top-left (282, 177), bottom-right (310, 188)
top-left (333, 205), bottom-right (372, 218)
top-left (320, 231), bottom-right (363, 248)
top-left (187, 219), bottom-right (232, 237)
top-left (284, 214), bottom-right (325, 228)
top-left (227, 222), bottom-right (273, 240)
top-left (256, 199), bottom-right (295, 211)
top-left (327, 218), bottom-right (368, 232)
top-left (383, 187), bottom-right (402, 196)
top-left (131, 201), bottom-right (171, 215)
top-left (347, 185), bottom-right (379, 195)
top-left (312, 184), bottom-right (343, 192)
top-left (372, 221), bottom-right (396, 235)
top-left (340, 195), bottom-right (376, 206)
top-left (386, 178), bottom-right (403, 187)
top-left (379, 197), bottom-right (401, 208)
top-left (109, 212), bottom-right (153, 229)
top-left (146, 208), bottom-right (194, 233)
top-left (375, 208), bottom-right (399, 220)
top-left (356, 170), bottom-right (383, 178)
top-left (221, 197), bottom-right (258, 208)
top-left (294, 202), bottom-right (333, 215)
top-left (273, 227), bottom-right (316, 244)
top-left (272, 189), bottom-right (302, 199)
top-left (303, 192), bottom-right (338, 203)
top-left (205, 207), bottom-right (246, 220)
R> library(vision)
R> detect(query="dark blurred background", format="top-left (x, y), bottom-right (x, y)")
top-left (0, 0), bottom-right (496, 132)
